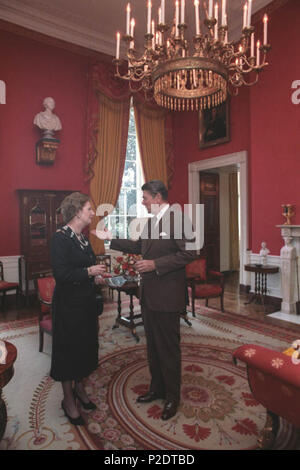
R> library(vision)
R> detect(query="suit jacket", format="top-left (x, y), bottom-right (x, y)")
top-left (110, 207), bottom-right (198, 312)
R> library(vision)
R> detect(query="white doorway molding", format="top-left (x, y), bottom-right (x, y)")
top-left (188, 151), bottom-right (249, 286)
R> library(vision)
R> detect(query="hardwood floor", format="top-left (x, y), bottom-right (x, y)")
top-left (1, 272), bottom-right (300, 334)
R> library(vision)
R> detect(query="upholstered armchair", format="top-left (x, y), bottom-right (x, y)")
top-left (233, 344), bottom-right (300, 448)
top-left (36, 276), bottom-right (55, 352)
top-left (0, 261), bottom-right (19, 311)
top-left (186, 258), bottom-right (225, 316)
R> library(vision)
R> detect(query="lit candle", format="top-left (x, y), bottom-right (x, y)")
top-left (247, 0), bottom-right (252, 27)
top-left (263, 14), bottom-right (268, 45)
top-left (147, 1), bottom-right (152, 34)
top-left (243, 3), bottom-right (248, 29)
top-left (116, 32), bottom-right (120, 59)
top-left (214, 2), bottom-right (219, 40)
top-left (175, 1), bottom-right (180, 35)
top-left (194, 0), bottom-right (200, 35)
top-left (209, 0), bottom-right (213, 18)
top-left (251, 32), bottom-right (255, 56)
top-left (130, 18), bottom-right (135, 37)
top-left (221, 0), bottom-right (226, 26)
top-left (161, 0), bottom-right (165, 24)
top-left (181, 0), bottom-right (185, 24)
top-left (126, 3), bottom-right (131, 35)
top-left (256, 40), bottom-right (260, 66)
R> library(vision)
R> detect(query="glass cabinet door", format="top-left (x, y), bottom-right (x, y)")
top-left (29, 203), bottom-right (47, 247)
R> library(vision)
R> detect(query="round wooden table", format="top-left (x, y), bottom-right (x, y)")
top-left (244, 264), bottom-right (279, 313)
top-left (0, 341), bottom-right (17, 441)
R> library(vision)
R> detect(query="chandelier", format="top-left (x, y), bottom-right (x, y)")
top-left (114, 0), bottom-right (271, 111)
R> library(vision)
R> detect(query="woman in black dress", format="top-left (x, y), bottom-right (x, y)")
top-left (50, 192), bottom-right (106, 425)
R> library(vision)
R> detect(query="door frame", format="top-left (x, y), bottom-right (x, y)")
top-left (188, 151), bottom-right (248, 286)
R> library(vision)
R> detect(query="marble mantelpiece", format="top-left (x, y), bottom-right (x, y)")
top-left (271, 225), bottom-right (300, 319)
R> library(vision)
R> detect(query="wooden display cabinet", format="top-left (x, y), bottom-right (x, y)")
top-left (17, 189), bottom-right (74, 304)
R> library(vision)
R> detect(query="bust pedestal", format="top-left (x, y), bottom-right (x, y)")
top-left (36, 138), bottom-right (60, 165)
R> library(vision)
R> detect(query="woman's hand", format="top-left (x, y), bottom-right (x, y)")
top-left (88, 264), bottom-right (107, 277)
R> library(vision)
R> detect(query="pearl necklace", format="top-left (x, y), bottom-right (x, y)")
top-left (66, 225), bottom-right (89, 249)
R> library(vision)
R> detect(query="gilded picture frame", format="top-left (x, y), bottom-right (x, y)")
top-left (198, 99), bottom-right (230, 149)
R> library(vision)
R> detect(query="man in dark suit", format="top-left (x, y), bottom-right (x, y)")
top-left (98, 180), bottom-right (198, 420)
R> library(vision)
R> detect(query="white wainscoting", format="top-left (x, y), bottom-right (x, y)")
top-left (248, 253), bottom-right (281, 299)
top-left (0, 255), bottom-right (20, 294)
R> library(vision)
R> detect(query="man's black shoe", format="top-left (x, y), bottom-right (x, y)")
top-left (161, 401), bottom-right (179, 421)
top-left (137, 391), bottom-right (165, 404)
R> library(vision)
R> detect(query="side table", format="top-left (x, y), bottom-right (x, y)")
top-left (111, 281), bottom-right (143, 342)
top-left (0, 341), bottom-right (17, 441)
top-left (244, 264), bottom-right (279, 313)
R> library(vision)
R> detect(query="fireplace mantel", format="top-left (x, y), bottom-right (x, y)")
top-left (276, 225), bottom-right (300, 315)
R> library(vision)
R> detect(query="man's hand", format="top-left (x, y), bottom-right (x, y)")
top-left (135, 260), bottom-right (155, 273)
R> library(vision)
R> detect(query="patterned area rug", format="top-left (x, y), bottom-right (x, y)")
top-left (0, 302), bottom-right (299, 450)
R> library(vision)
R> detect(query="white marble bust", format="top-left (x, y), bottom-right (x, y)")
top-left (259, 241), bottom-right (270, 265)
top-left (34, 97), bottom-right (62, 138)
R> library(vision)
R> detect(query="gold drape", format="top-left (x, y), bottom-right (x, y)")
top-left (133, 100), bottom-right (168, 187)
top-left (229, 172), bottom-right (240, 271)
top-left (89, 92), bottom-right (130, 254)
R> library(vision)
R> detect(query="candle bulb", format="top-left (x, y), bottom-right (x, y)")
top-left (243, 3), bottom-right (248, 29)
top-left (221, 0), bottom-right (227, 26)
top-left (126, 3), bottom-right (131, 35)
top-left (158, 7), bottom-right (162, 24)
top-left (181, 0), bottom-right (185, 24)
top-left (247, 0), bottom-right (252, 27)
top-left (209, 0), bottom-right (213, 18)
top-left (263, 14), bottom-right (268, 45)
top-left (214, 3), bottom-right (219, 40)
top-left (161, 0), bottom-right (165, 23)
top-left (147, 1), bottom-right (152, 34)
top-left (194, 0), bottom-right (200, 35)
top-left (152, 20), bottom-right (155, 48)
top-left (116, 32), bottom-right (120, 59)
top-left (256, 40), bottom-right (260, 66)
top-left (251, 32), bottom-right (254, 56)
top-left (130, 18), bottom-right (135, 38)
top-left (175, 1), bottom-right (179, 36)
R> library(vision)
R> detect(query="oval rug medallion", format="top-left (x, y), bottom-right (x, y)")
top-left (81, 343), bottom-right (266, 450)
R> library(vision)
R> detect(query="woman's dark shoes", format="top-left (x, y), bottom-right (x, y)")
top-left (61, 401), bottom-right (84, 426)
top-left (137, 391), bottom-right (165, 403)
top-left (73, 389), bottom-right (97, 410)
top-left (161, 401), bottom-right (179, 421)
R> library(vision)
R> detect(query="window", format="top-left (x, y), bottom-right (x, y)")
top-left (106, 106), bottom-right (145, 240)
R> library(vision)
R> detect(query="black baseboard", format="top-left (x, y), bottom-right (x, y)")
top-left (240, 284), bottom-right (251, 294)
top-left (239, 285), bottom-right (282, 310)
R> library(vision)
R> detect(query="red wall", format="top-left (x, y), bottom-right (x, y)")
top-left (249, 0), bottom-right (300, 254)
top-left (0, 29), bottom-right (91, 255)
top-left (169, 0), bottom-right (300, 255)
top-left (169, 86), bottom-right (250, 206)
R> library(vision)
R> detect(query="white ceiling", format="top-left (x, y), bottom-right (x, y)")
top-left (0, 0), bottom-right (272, 57)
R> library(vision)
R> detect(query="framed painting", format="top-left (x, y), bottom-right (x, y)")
top-left (198, 99), bottom-right (230, 149)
